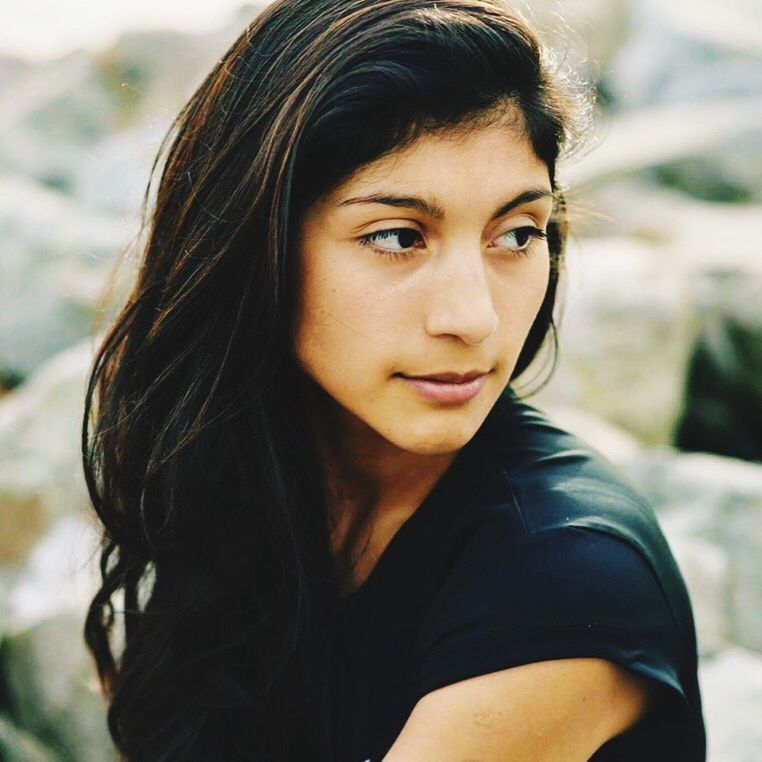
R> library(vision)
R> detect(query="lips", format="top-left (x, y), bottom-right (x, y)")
top-left (397, 372), bottom-right (488, 404)
top-left (399, 370), bottom-right (487, 383)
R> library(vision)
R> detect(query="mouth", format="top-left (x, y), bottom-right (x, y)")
top-left (397, 369), bottom-right (489, 384)
top-left (394, 370), bottom-right (490, 404)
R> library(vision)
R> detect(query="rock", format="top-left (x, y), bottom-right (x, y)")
top-left (529, 183), bottom-right (762, 446)
top-left (2, 515), bottom-right (101, 637)
top-left (0, 175), bottom-right (129, 380)
top-left (621, 447), bottom-right (762, 529)
top-left (563, 97), bottom-right (762, 202)
top-left (0, 344), bottom-right (107, 760)
top-left (699, 647), bottom-right (762, 761)
top-left (673, 269), bottom-right (762, 463)
top-left (0, 612), bottom-right (115, 761)
top-left (530, 235), bottom-right (694, 445)
top-left (0, 50), bottom-right (124, 191)
top-left (0, 340), bottom-right (96, 571)
top-left (0, 494), bottom-right (49, 568)
top-left (568, 0), bottom-right (762, 202)
top-left (69, 118), bottom-right (170, 216)
top-left (0, 13), bottom-right (253, 202)
top-left (531, 400), bottom-right (643, 464)
top-left (568, 178), bottom-right (762, 274)
top-left (0, 713), bottom-right (58, 762)
top-left (0, 55), bottom-right (30, 94)
top-left (607, 0), bottom-right (762, 109)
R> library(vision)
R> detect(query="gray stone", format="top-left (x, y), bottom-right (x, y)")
top-left (608, 0), bottom-right (762, 109)
top-left (563, 97), bottom-right (762, 201)
top-left (0, 713), bottom-right (58, 762)
top-left (2, 515), bottom-right (101, 638)
top-left (699, 647), bottom-right (762, 762)
top-left (1, 612), bottom-right (115, 761)
top-left (569, 178), bottom-right (762, 274)
top-left (0, 175), bottom-right (128, 380)
top-left (673, 270), bottom-right (762, 462)
top-left (531, 235), bottom-right (694, 445)
top-left (0, 341), bottom-right (96, 575)
top-left (565, 0), bottom-right (762, 202)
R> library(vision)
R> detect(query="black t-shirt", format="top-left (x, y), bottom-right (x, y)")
top-left (328, 386), bottom-right (706, 761)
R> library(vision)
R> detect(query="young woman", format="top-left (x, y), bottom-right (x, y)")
top-left (81, 0), bottom-right (706, 759)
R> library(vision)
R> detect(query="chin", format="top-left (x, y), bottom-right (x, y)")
top-left (385, 411), bottom-right (486, 455)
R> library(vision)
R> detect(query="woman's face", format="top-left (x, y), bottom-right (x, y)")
top-left (293, 119), bottom-right (553, 456)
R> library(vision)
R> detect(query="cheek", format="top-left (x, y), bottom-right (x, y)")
top-left (522, 250), bottom-right (552, 313)
top-left (496, 253), bottom-right (551, 326)
top-left (531, 252), bottom-right (552, 307)
top-left (293, 256), bottom-right (397, 385)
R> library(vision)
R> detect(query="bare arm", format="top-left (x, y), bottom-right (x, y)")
top-left (383, 657), bottom-right (656, 761)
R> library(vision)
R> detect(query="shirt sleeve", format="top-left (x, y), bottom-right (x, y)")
top-left (413, 515), bottom-right (693, 719)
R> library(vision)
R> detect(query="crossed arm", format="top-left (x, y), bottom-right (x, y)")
top-left (383, 658), bottom-right (657, 761)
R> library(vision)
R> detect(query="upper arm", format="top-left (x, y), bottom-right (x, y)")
top-left (383, 657), bottom-right (656, 762)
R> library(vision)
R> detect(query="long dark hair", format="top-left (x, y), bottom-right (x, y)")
top-left (82, 1), bottom-right (590, 758)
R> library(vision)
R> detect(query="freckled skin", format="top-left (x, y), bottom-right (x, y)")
top-left (292, 116), bottom-right (554, 572)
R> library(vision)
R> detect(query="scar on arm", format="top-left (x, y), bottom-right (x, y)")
top-left (469, 709), bottom-right (507, 732)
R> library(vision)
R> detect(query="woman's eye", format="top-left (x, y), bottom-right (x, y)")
top-left (358, 227), bottom-right (423, 261)
top-left (494, 226), bottom-right (548, 255)
top-left (358, 224), bottom-right (547, 262)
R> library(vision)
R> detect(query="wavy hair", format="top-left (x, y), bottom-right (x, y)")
top-left (82, 0), bottom-right (591, 758)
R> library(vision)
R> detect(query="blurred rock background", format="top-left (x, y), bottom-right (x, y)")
top-left (0, 0), bottom-right (760, 758)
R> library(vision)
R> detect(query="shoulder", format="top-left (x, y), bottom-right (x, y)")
top-left (477, 387), bottom-right (664, 541)
top-left (471, 389), bottom-right (689, 628)
top-left (416, 521), bottom-right (687, 698)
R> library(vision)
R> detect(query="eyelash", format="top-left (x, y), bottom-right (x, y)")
top-left (358, 226), bottom-right (548, 262)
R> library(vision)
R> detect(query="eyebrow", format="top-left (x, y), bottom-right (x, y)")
top-left (336, 187), bottom-right (554, 222)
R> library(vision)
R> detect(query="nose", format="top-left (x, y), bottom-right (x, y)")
top-left (424, 247), bottom-right (498, 345)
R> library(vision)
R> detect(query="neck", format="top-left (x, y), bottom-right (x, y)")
top-left (299, 374), bottom-right (458, 546)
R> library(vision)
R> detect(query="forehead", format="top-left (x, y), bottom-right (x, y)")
top-left (327, 120), bottom-right (550, 207)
